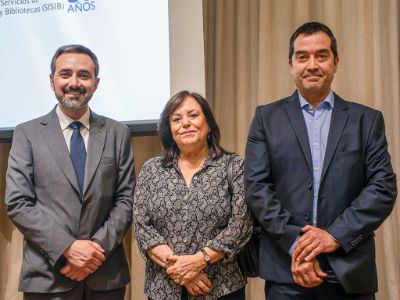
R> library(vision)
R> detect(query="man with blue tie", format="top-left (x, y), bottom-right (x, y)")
top-left (6, 44), bottom-right (135, 299)
top-left (244, 22), bottom-right (397, 299)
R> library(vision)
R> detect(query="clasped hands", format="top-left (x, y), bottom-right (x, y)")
top-left (61, 240), bottom-right (105, 282)
top-left (148, 245), bottom-right (212, 296)
top-left (291, 225), bottom-right (340, 288)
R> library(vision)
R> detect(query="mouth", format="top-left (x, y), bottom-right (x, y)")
top-left (56, 89), bottom-right (92, 110)
top-left (304, 75), bottom-right (322, 82)
top-left (180, 131), bottom-right (196, 135)
top-left (63, 88), bottom-right (87, 96)
top-left (66, 93), bottom-right (83, 97)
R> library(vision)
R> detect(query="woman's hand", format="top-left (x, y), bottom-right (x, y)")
top-left (147, 244), bottom-right (174, 268)
top-left (185, 272), bottom-right (212, 296)
top-left (166, 252), bottom-right (206, 285)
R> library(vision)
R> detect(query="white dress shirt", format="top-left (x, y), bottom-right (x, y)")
top-left (55, 104), bottom-right (90, 152)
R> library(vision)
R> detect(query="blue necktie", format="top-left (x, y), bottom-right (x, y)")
top-left (69, 121), bottom-right (86, 194)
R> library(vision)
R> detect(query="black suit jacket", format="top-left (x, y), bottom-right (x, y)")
top-left (244, 91), bottom-right (397, 293)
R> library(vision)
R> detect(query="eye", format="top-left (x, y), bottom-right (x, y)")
top-left (316, 51), bottom-right (330, 61)
top-left (189, 113), bottom-right (199, 119)
top-left (171, 116), bottom-right (182, 124)
top-left (79, 72), bottom-right (91, 80)
top-left (296, 54), bottom-right (308, 62)
top-left (59, 72), bottom-right (70, 78)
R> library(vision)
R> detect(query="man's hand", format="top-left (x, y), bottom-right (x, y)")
top-left (166, 252), bottom-right (206, 285)
top-left (291, 255), bottom-right (327, 288)
top-left (185, 272), bottom-right (212, 296)
top-left (293, 225), bottom-right (340, 262)
top-left (60, 262), bottom-right (90, 281)
top-left (63, 240), bottom-right (105, 274)
top-left (147, 244), bottom-right (174, 268)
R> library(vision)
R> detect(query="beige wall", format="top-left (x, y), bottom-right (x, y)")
top-left (169, 0), bottom-right (206, 96)
top-left (1, 1), bottom-right (399, 299)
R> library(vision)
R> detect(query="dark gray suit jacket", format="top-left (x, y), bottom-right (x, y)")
top-left (244, 92), bottom-right (397, 294)
top-left (6, 108), bottom-right (135, 293)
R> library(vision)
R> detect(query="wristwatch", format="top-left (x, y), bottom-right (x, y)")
top-left (200, 249), bottom-right (211, 264)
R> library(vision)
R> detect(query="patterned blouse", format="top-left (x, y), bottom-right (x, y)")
top-left (133, 153), bottom-right (253, 300)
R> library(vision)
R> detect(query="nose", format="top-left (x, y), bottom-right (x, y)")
top-left (68, 74), bottom-right (80, 88)
top-left (181, 116), bottom-right (190, 127)
top-left (307, 56), bottom-right (318, 70)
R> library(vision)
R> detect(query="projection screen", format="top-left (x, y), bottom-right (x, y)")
top-left (0, 0), bottom-right (205, 141)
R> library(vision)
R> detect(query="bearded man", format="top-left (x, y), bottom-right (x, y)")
top-left (6, 44), bottom-right (135, 300)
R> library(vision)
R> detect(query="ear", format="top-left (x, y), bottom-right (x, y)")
top-left (49, 74), bottom-right (55, 91)
top-left (94, 78), bottom-right (100, 91)
top-left (288, 59), bottom-right (294, 75)
top-left (334, 56), bottom-right (339, 73)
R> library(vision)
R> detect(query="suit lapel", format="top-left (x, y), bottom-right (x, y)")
top-left (320, 95), bottom-right (349, 182)
top-left (40, 109), bottom-right (80, 194)
top-left (83, 111), bottom-right (106, 195)
top-left (284, 92), bottom-right (313, 173)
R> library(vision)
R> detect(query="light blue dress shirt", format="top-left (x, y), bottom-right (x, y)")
top-left (290, 91), bottom-right (338, 282)
top-left (289, 91), bottom-right (334, 254)
top-left (299, 91), bottom-right (334, 226)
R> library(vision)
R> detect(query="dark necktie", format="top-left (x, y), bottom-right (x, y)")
top-left (69, 121), bottom-right (86, 194)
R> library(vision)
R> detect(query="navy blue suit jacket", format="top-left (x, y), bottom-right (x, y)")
top-left (244, 91), bottom-right (397, 294)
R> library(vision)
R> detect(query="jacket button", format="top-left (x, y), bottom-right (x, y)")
top-left (304, 213), bottom-right (311, 221)
top-left (307, 182), bottom-right (312, 189)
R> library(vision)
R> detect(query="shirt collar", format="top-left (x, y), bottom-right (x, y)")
top-left (298, 90), bottom-right (335, 110)
top-left (171, 151), bottom-right (219, 170)
top-left (56, 104), bottom-right (90, 130)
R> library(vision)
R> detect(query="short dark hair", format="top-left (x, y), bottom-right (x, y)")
top-left (158, 90), bottom-right (228, 166)
top-left (289, 22), bottom-right (338, 61)
top-left (50, 44), bottom-right (99, 77)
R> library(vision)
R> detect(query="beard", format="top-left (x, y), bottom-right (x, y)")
top-left (55, 87), bottom-right (93, 111)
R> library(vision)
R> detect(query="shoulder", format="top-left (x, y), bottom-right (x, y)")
top-left (335, 95), bottom-right (381, 116)
top-left (16, 116), bottom-right (45, 128)
top-left (134, 157), bottom-right (164, 196)
top-left (216, 153), bottom-right (244, 170)
top-left (93, 114), bottom-right (130, 132)
top-left (13, 111), bottom-right (54, 139)
top-left (139, 156), bottom-right (165, 175)
top-left (255, 97), bottom-right (288, 114)
top-left (252, 92), bottom-right (299, 121)
top-left (335, 96), bottom-right (383, 127)
top-left (16, 109), bottom-right (54, 128)
top-left (228, 153), bottom-right (243, 165)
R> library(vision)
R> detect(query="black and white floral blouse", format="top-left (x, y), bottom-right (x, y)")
top-left (133, 153), bottom-right (253, 300)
